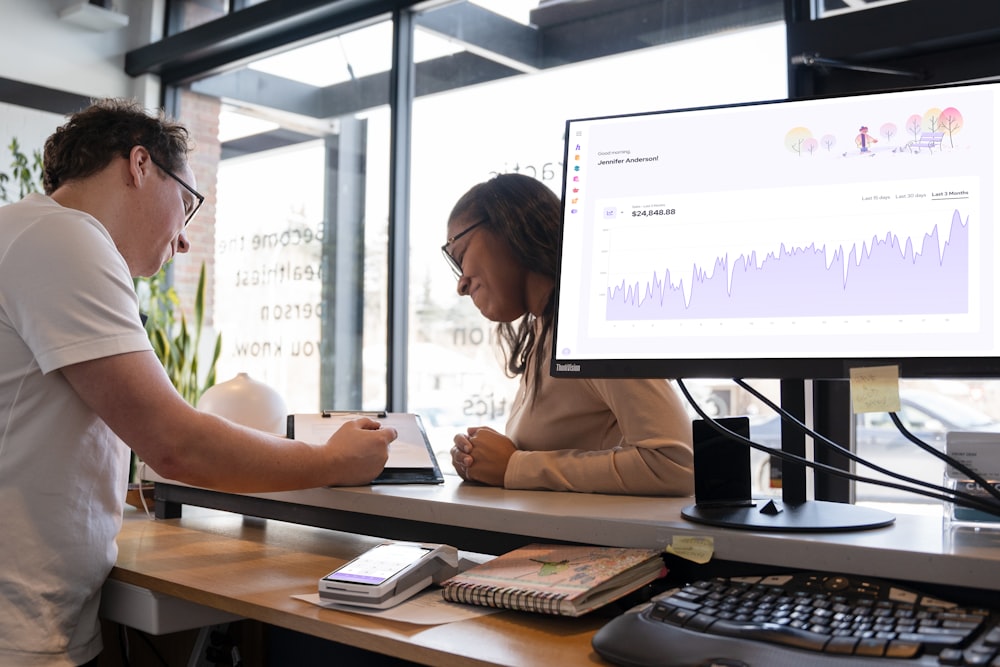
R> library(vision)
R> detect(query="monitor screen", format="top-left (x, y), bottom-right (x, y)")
top-left (551, 80), bottom-right (1000, 380)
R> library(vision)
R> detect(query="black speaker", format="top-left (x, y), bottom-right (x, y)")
top-left (692, 417), bottom-right (753, 508)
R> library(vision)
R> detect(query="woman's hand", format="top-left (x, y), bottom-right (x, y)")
top-left (451, 431), bottom-right (476, 481)
top-left (451, 426), bottom-right (515, 487)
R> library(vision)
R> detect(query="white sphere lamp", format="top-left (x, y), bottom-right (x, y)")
top-left (196, 372), bottom-right (288, 435)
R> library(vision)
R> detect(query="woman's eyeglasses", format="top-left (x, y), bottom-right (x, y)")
top-left (441, 220), bottom-right (486, 278)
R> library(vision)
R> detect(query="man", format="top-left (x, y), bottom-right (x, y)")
top-left (0, 98), bottom-right (396, 666)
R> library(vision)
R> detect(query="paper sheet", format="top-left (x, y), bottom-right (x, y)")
top-left (294, 588), bottom-right (501, 625)
top-left (291, 412), bottom-right (435, 469)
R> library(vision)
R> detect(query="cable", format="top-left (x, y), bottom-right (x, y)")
top-left (137, 460), bottom-right (154, 520)
top-left (676, 379), bottom-right (1000, 518)
top-left (677, 379), bottom-right (965, 501)
top-left (888, 412), bottom-right (1000, 504)
top-left (116, 624), bottom-right (169, 667)
top-left (732, 378), bottom-right (1000, 511)
top-left (118, 623), bottom-right (131, 667)
top-left (132, 628), bottom-right (170, 667)
top-left (338, 36), bottom-right (357, 82)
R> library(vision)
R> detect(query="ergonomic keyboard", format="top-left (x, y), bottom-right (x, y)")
top-left (592, 572), bottom-right (1000, 667)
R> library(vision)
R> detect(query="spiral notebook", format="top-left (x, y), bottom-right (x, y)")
top-left (439, 543), bottom-right (666, 617)
top-left (287, 412), bottom-right (444, 484)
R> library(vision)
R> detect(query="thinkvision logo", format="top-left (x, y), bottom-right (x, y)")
top-left (555, 363), bottom-right (581, 372)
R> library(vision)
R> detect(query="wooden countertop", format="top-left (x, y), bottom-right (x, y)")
top-left (112, 509), bottom-right (612, 667)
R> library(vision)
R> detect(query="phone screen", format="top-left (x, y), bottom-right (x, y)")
top-left (323, 544), bottom-right (432, 586)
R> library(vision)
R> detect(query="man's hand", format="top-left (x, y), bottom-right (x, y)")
top-left (323, 417), bottom-right (396, 486)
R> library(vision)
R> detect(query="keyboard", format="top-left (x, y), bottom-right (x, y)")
top-left (592, 572), bottom-right (1000, 667)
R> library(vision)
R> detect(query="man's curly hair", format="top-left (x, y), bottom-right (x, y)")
top-left (43, 97), bottom-right (191, 195)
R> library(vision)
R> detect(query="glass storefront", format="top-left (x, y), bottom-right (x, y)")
top-left (167, 5), bottom-right (787, 463)
top-left (156, 1), bottom-right (989, 509)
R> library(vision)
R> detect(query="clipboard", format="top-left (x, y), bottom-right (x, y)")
top-left (287, 412), bottom-right (444, 485)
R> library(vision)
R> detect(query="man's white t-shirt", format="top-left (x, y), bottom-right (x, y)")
top-left (0, 194), bottom-right (152, 666)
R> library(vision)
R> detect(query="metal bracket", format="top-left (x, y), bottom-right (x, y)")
top-left (791, 52), bottom-right (923, 79)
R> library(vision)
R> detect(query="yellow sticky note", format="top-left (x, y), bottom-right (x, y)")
top-left (665, 536), bottom-right (714, 564)
top-left (849, 365), bottom-right (901, 414)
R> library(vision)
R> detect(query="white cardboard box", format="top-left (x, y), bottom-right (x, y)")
top-left (100, 579), bottom-right (241, 635)
top-left (945, 431), bottom-right (1000, 480)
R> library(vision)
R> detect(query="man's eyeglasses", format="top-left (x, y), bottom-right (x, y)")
top-left (441, 219), bottom-right (486, 278)
top-left (147, 153), bottom-right (204, 227)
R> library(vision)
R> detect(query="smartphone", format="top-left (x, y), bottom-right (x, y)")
top-left (318, 542), bottom-right (459, 609)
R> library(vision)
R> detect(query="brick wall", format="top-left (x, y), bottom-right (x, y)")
top-left (172, 91), bottom-right (220, 329)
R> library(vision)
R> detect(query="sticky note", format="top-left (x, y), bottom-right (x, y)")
top-left (849, 365), bottom-right (901, 414)
top-left (665, 536), bottom-right (714, 564)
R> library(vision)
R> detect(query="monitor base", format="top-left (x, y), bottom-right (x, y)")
top-left (682, 499), bottom-right (895, 532)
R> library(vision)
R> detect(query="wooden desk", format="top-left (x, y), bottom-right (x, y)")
top-left (117, 478), bottom-right (1000, 666)
top-left (111, 510), bottom-right (611, 667)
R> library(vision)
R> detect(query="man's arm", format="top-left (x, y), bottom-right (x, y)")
top-left (60, 350), bottom-right (395, 492)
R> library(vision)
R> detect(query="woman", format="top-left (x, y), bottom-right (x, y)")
top-left (443, 173), bottom-right (694, 495)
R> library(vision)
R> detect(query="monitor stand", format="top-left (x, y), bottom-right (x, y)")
top-left (681, 380), bottom-right (896, 532)
top-left (681, 499), bottom-right (895, 532)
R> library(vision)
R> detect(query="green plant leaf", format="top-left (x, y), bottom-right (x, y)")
top-left (0, 137), bottom-right (44, 203)
top-left (135, 261), bottom-right (221, 407)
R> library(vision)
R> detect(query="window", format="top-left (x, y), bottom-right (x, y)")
top-left (173, 18), bottom-right (395, 413)
top-left (159, 2), bottom-right (786, 426)
top-left (152, 1), bottom-right (1000, 511)
top-left (406, 14), bottom-right (788, 459)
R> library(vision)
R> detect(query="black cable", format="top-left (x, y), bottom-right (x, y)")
top-left (676, 379), bottom-right (1000, 517)
top-left (132, 628), bottom-right (170, 667)
top-left (888, 412), bottom-right (1000, 504)
top-left (117, 623), bottom-right (131, 667)
top-left (732, 378), bottom-right (999, 511)
top-left (677, 379), bottom-right (967, 502)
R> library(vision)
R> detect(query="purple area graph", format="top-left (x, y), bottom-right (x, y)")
top-left (607, 210), bottom-right (969, 320)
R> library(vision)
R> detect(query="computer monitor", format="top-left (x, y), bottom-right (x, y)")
top-left (552, 80), bottom-right (999, 382)
top-left (551, 80), bottom-right (1000, 531)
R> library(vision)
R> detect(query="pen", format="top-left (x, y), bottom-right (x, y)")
top-left (321, 410), bottom-right (388, 418)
